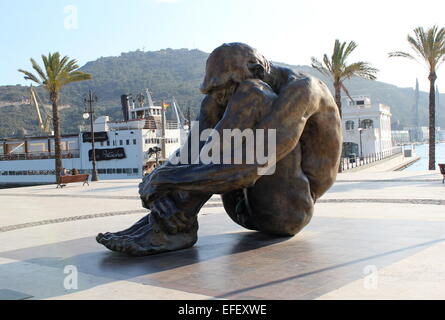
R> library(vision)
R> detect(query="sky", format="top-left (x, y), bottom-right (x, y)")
top-left (1, 0), bottom-right (445, 92)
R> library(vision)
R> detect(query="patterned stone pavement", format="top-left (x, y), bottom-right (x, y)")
top-left (0, 170), bottom-right (444, 300)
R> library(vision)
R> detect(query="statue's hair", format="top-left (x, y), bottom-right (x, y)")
top-left (201, 43), bottom-right (271, 94)
top-left (221, 43), bottom-right (271, 74)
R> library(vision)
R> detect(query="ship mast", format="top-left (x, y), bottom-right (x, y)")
top-left (161, 99), bottom-right (167, 160)
top-left (172, 97), bottom-right (186, 129)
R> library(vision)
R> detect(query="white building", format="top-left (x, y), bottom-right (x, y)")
top-left (342, 95), bottom-right (393, 157)
top-left (392, 130), bottom-right (411, 145)
top-left (413, 126), bottom-right (444, 142)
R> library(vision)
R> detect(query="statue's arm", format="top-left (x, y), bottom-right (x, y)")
top-left (139, 94), bottom-right (225, 198)
top-left (147, 77), bottom-right (320, 195)
top-left (166, 94), bottom-right (226, 165)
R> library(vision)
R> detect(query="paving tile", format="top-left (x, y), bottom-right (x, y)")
top-left (0, 289), bottom-right (33, 300)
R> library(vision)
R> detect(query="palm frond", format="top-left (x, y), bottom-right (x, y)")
top-left (340, 83), bottom-right (354, 103)
top-left (60, 71), bottom-right (92, 86)
top-left (391, 26), bottom-right (445, 73)
top-left (30, 58), bottom-right (48, 83)
top-left (311, 38), bottom-right (378, 107)
top-left (388, 51), bottom-right (416, 59)
top-left (343, 62), bottom-right (378, 80)
top-left (64, 59), bottom-right (80, 73)
top-left (19, 52), bottom-right (92, 95)
top-left (311, 57), bottom-right (331, 78)
top-left (42, 54), bottom-right (55, 85)
top-left (17, 69), bottom-right (41, 84)
top-left (343, 41), bottom-right (358, 60)
top-left (322, 54), bottom-right (333, 73)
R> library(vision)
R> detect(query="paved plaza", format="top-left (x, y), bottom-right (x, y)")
top-left (0, 169), bottom-right (444, 300)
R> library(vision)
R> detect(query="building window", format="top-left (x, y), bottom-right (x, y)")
top-left (106, 141), bottom-right (110, 146)
top-left (126, 140), bottom-right (130, 145)
top-left (133, 139), bottom-right (137, 145)
top-left (361, 119), bottom-right (374, 129)
top-left (345, 120), bottom-right (355, 131)
top-left (113, 140), bottom-right (116, 146)
top-left (119, 140), bottom-right (123, 146)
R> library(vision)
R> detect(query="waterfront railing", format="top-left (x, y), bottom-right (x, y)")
top-left (340, 146), bottom-right (403, 171)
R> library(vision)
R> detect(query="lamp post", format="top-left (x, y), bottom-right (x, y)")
top-left (83, 90), bottom-right (99, 182)
top-left (358, 118), bottom-right (363, 160)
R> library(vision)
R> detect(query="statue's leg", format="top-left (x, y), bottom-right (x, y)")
top-left (223, 143), bottom-right (314, 236)
top-left (96, 96), bottom-right (226, 256)
top-left (95, 79), bottom-right (276, 255)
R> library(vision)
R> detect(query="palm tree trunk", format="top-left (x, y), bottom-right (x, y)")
top-left (51, 92), bottom-right (63, 183)
top-left (334, 82), bottom-right (343, 173)
top-left (428, 72), bottom-right (437, 170)
top-left (334, 82), bottom-right (342, 118)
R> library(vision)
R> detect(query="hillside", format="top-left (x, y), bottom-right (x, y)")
top-left (0, 48), bottom-right (444, 138)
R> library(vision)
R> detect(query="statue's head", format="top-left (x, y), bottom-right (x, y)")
top-left (200, 43), bottom-right (271, 95)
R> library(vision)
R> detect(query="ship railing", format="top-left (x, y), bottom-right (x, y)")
top-left (166, 121), bottom-right (179, 129)
top-left (0, 150), bottom-right (80, 161)
top-left (105, 119), bottom-right (179, 131)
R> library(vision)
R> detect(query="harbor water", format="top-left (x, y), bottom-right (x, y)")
top-left (404, 143), bottom-right (445, 171)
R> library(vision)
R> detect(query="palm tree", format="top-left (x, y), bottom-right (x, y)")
top-left (19, 53), bottom-right (92, 182)
top-left (311, 39), bottom-right (378, 117)
top-left (389, 26), bottom-right (445, 170)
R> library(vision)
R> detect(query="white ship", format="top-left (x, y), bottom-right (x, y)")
top-left (0, 90), bottom-right (189, 186)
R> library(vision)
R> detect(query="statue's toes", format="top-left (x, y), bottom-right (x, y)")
top-left (96, 233), bottom-right (108, 244)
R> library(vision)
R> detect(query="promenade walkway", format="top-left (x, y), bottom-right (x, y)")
top-left (0, 169), bottom-right (444, 300)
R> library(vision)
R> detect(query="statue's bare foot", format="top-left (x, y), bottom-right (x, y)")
top-left (96, 215), bottom-right (150, 243)
top-left (96, 213), bottom-right (198, 256)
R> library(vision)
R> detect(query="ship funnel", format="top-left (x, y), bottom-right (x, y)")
top-left (121, 94), bottom-right (130, 121)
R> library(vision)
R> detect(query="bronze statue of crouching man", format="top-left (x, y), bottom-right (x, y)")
top-left (97, 43), bottom-right (342, 256)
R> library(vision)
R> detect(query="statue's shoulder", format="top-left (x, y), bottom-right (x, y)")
top-left (289, 72), bottom-right (331, 94)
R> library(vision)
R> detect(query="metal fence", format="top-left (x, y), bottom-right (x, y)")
top-left (340, 146), bottom-right (403, 171)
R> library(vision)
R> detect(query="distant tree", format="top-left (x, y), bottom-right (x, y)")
top-left (18, 53), bottom-right (92, 182)
top-left (311, 39), bottom-right (378, 117)
top-left (389, 26), bottom-right (445, 170)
